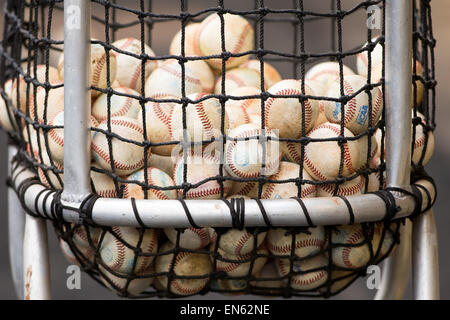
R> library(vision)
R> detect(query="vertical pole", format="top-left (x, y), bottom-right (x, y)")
top-left (412, 209), bottom-right (440, 299)
top-left (62, 0), bottom-right (92, 203)
top-left (375, 0), bottom-right (413, 300)
top-left (8, 146), bottom-right (25, 299)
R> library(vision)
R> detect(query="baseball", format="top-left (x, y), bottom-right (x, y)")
top-left (250, 261), bottom-right (285, 293)
top-left (355, 134), bottom-right (378, 171)
top-left (214, 67), bottom-right (262, 94)
top-left (30, 138), bottom-right (64, 189)
top-left (306, 79), bottom-right (328, 128)
top-left (99, 265), bottom-right (154, 297)
top-left (59, 239), bottom-right (95, 266)
top-left (111, 37), bottom-right (158, 92)
top-left (305, 61), bottom-right (355, 89)
top-left (164, 227), bottom-right (215, 250)
top-left (331, 223), bottom-right (380, 269)
top-left (317, 175), bottom-right (365, 197)
top-left (209, 278), bottom-right (247, 296)
top-left (4, 78), bottom-right (13, 98)
top-left (324, 74), bottom-right (383, 135)
top-left (412, 111), bottom-right (435, 167)
top-left (229, 181), bottom-right (259, 198)
top-left (58, 43), bottom-right (117, 98)
top-left (0, 97), bottom-right (16, 131)
top-left (11, 65), bottom-right (60, 113)
top-left (372, 222), bottom-right (395, 260)
top-left (92, 116), bottom-right (147, 176)
top-left (123, 167), bottom-right (177, 200)
top-left (216, 245), bottom-right (268, 277)
top-left (90, 165), bottom-right (119, 198)
top-left (92, 86), bottom-right (142, 123)
top-left (173, 154), bottom-right (232, 199)
top-left (262, 161), bottom-right (316, 199)
top-left (319, 270), bottom-right (356, 295)
top-left (224, 123), bottom-right (281, 179)
top-left (240, 59), bottom-right (282, 89)
top-left (72, 224), bottom-right (102, 250)
top-left (29, 80), bottom-right (64, 123)
top-left (100, 226), bottom-right (158, 274)
top-left (145, 59), bottom-right (214, 98)
top-left (155, 242), bottom-right (213, 296)
top-left (169, 23), bottom-right (201, 57)
top-left (225, 103), bottom-right (251, 130)
top-left (304, 123), bottom-right (360, 181)
top-left (265, 79), bottom-right (319, 139)
top-left (47, 110), bottom-right (99, 164)
top-left (226, 86), bottom-right (262, 128)
top-left (267, 226), bottom-right (325, 258)
top-left (276, 254), bottom-right (328, 291)
top-left (217, 228), bottom-right (267, 256)
top-left (194, 13), bottom-right (254, 70)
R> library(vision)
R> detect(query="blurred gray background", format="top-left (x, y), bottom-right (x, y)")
top-left (0, 0), bottom-right (448, 299)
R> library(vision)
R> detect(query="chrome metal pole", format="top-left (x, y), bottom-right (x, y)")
top-left (412, 209), bottom-right (440, 300)
top-left (23, 215), bottom-right (51, 300)
top-left (375, 0), bottom-right (413, 300)
top-left (7, 146), bottom-right (24, 299)
top-left (62, 0), bottom-right (92, 202)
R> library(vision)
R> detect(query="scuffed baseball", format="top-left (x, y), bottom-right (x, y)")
top-left (164, 227), bottom-right (215, 250)
top-left (306, 79), bottom-right (328, 128)
top-left (241, 59), bottom-right (282, 89)
top-left (92, 86), bottom-right (141, 122)
top-left (218, 228), bottom-right (267, 256)
top-left (90, 164), bottom-right (119, 198)
top-left (169, 23), bottom-right (201, 57)
top-left (123, 167), bottom-right (177, 200)
top-left (99, 265), bottom-right (154, 297)
top-left (305, 61), bottom-right (355, 89)
top-left (214, 67), bottom-right (262, 94)
top-left (0, 97), bottom-right (17, 131)
top-left (29, 80), bottom-right (64, 123)
top-left (216, 245), bottom-right (268, 277)
top-left (147, 153), bottom-right (176, 177)
top-left (59, 238), bottom-right (95, 266)
top-left (267, 226), bottom-right (325, 258)
top-left (412, 111), bottom-right (435, 167)
top-left (317, 175), bottom-right (365, 197)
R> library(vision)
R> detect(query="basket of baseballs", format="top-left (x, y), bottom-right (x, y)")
top-left (0, 12), bottom-right (434, 297)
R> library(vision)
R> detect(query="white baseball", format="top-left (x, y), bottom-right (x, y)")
top-left (276, 254), bottom-right (328, 291)
top-left (216, 245), bottom-right (268, 277)
top-left (324, 74), bottom-right (383, 135)
top-left (169, 23), bottom-right (201, 57)
top-left (229, 181), bottom-right (259, 198)
top-left (262, 161), bottom-right (316, 199)
top-left (59, 239), bottom-right (95, 266)
top-left (92, 86), bottom-right (141, 122)
top-left (305, 61), bottom-right (355, 89)
top-left (218, 229), bottom-right (267, 256)
top-left (155, 242), bottom-right (213, 296)
top-left (226, 86), bottom-right (261, 116)
top-left (264, 79), bottom-right (319, 139)
top-left (412, 111), bottom-right (435, 167)
top-left (317, 175), bottom-right (365, 197)
top-left (356, 133), bottom-right (378, 171)
top-left (241, 59), bottom-right (282, 89)
top-left (194, 13), bottom-right (254, 70)
top-left (99, 265), bottom-right (154, 297)
top-left (123, 167), bottom-right (177, 200)
top-left (29, 80), bottom-right (64, 123)
top-left (304, 123), bottom-right (360, 181)
top-left (164, 227), bottom-right (215, 250)
top-left (173, 154), bottom-right (232, 199)
top-left (267, 227), bottom-right (325, 258)
top-left (112, 37), bottom-right (158, 92)
top-left (47, 110), bottom-right (99, 164)
top-left (92, 116), bottom-right (147, 176)
top-left (100, 226), bottom-right (158, 274)
top-left (0, 97), bottom-right (16, 131)
top-left (214, 67), bottom-right (262, 94)
top-left (90, 165), bottom-right (118, 198)
top-left (224, 123), bottom-right (281, 179)
top-left (331, 223), bottom-right (381, 269)
top-left (306, 79), bottom-right (328, 128)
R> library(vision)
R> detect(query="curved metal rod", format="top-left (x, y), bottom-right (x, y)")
top-left (412, 208), bottom-right (440, 300)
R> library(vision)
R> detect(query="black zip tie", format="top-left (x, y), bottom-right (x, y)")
top-left (78, 193), bottom-right (101, 226)
top-left (336, 195), bottom-right (355, 225)
top-left (130, 197), bottom-right (147, 229)
top-left (253, 198), bottom-right (273, 228)
top-left (178, 198), bottom-right (201, 229)
top-left (291, 197), bottom-right (315, 227)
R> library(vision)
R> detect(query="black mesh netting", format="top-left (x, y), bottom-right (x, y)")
top-left (0, 0), bottom-right (437, 298)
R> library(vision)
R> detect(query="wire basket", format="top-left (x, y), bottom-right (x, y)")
top-left (0, 0), bottom-right (437, 299)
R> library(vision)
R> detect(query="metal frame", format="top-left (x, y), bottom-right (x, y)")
top-left (6, 0), bottom-right (439, 300)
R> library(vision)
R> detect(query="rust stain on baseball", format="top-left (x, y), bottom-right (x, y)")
top-left (25, 265), bottom-right (32, 300)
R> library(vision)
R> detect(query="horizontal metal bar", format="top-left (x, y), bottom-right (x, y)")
top-left (10, 162), bottom-right (436, 228)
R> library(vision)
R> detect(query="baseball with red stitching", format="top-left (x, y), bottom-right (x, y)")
top-left (267, 226), bottom-right (325, 258)
top-left (319, 270), bottom-right (356, 295)
top-left (100, 226), bottom-right (158, 274)
top-left (366, 169), bottom-right (386, 192)
top-left (0, 97), bottom-right (16, 131)
top-left (59, 238), bottom-right (95, 266)
top-left (155, 241), bottom-right (213, 296)
top-left (305, 79), bottom-right (328, 128)
top-left (92, 86), bottom-right (141, 123)
top-left (214, 67), bottom-right (262, 94)
top-left (123, 167), bottom-right (177, 200)
top-left (47, 110), bottom-right (99, 164)
top-left (226, 86), bottom-right (262, 117)
top-left (355, 133), bottom-right (378, 171)
top-left (240, 59), bottom-right (282, 89)
top-left (262, 161), bottom-right (316, 199)
top-left (216, 245), bottom-right (268, 277)
top-left (28, 80), bottom-right (64, 124)
top-left (98, 265), bottom-right (154, 297)
top-left (331, 223), bottom-right (380, 269)
top-left (265, 79), bottom-right (319, 139)
top-left (324, 74), bottom-right (383, 135)
top-left (372, 222), bottom-right (395, 260)
top-left (11, 64), bottom-right (60, 113)
top-left (112, 37), bottom-right (158, 92)
top-left (173, 154), bottom-right (233, 199)
top-left (170, 93), bottom-right (228, 146)
top-left (145, 59), bottom-right (213, 98)
top-left (90, 165), bottom-right (119, 198)
top-left (412, 111), bottom-right (435, 167)
top-left (169, 23), bottom-right (201, 57)
top-left (224, 123), bottom-right (281, 179)
top-left (71, 223), bottom-right (102, 250)
top-left (92, 116), bottom-right (147, 176)
top-left (164, 227), bottom-right (215, 250)
top-left (229, 181), bottom-right (259, 198)
top-left (304, 122), bottom-right (360, 181)
top-left (276, 254), bottom-right (328, 291)
top-left (317, 175), bottom-right (365, 197)
top-left (250, 261), bottom-right (285, 293)
top-left (217, 228), bottom-right (267, 256)
top-left (58, 43), bottom-right (117, 98)
top-left (31, 141), bottom-right (64, 189)
top-left (305, 61), bottom-right (355, 90)
top-left (194, 13), bottom-right (254, 70)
